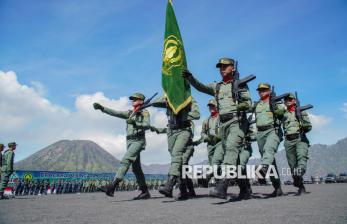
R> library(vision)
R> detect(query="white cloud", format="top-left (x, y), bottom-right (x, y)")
top-left (308, 112), bottom-right (332, 129)
top-left (0, 71), bottom-right (178, 164)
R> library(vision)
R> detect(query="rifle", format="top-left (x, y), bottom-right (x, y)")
top-left (294, 91), bottom-right (313, 123)
top-left (129, 92), bottom-right (158, 118)
top-left (269, 85), bottom-right (290, 124)
top-left (232, 61), bottom-right (256, 102)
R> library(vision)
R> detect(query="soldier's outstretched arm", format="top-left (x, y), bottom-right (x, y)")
top-left (102, 106), bottom-right (130, 119)
top-left (93, 102), bottom-right (130, 119)
top-left (150, 96), bottom-right (167, 108)
top-left (182, 70), bottom-right (215, 96)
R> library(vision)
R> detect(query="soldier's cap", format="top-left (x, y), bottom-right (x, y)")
top-left (129, 92), bottom-right (145, 101)
top-left (216, 58), bottom-right (235, 68)
top-left (284, 93), bottom-right (296, 100)
top-left (207, 99), bottom-right (217, 107)
top-left (256, 82), bottom-right (271, 90)
top-left (8, 142), bottom-right (17, 147)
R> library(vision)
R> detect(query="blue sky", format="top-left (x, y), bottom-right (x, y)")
top-left (0, 0), bottom-right (346, 163)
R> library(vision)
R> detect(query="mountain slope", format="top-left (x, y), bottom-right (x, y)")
top-left (15, 140), bottom-right (120, 172)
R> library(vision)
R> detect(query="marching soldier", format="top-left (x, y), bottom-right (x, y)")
top-left (93, 92), bottom-right (151, 200)
top-left (182, 58), bottom-right (253, 199)
top-left (0, 142), bottom-right (16, 200)
top-left (195, 99), bottom-right (224, 187)
top-left (278, 93), bottom-right (312, 195)
top-left (150, 96), bottom-right (200, 198)
top-left (254, 83), bottom-right (283, 197)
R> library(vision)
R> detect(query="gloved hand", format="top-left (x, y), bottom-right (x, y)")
top-left (301, 123), bottom-right (312, 133)
top-left (150, 126), bottom-right (158, 132)
top-left (237, 102), bottom-right (250, 111)
top-left (126, 118), bottom-right (136, 125)
top-left (192, 141), bottom-right (200, 146)
top-left (93, 103), bottom-right (104, 111)
top-left (203, 136), bottom-right (211, 143)
top-left (212, 135), bottom-right (221, 144)
top-left (182, 69), bottom-right (193, 79)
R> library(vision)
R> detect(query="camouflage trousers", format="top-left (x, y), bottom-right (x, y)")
top-left (207, 142), bottom-right (224, 166)
top-left (0, 171), bottom-right (12, 193)
top-left (182, 141), bottom-right (194, 166)
top-left (257, 128), bottom-right (280, 165)
top-left (115, 139), bottom-right (146, 188)
top-left (220, 120), bottom-right (245, 166)
top-left (167, 127), bottom-right (191, 177)
top-left (257, 128), bottom-right (282, 186)
top-left (284, 135), bottom-right (309, 177)
top-left (239, 143), bottom-right (252, 170)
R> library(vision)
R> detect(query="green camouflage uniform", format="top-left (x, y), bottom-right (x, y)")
top-left (254, 99), bottom-right (283, 190)
top-left (182, 124), bottom-right (195, 166)
top-left (99, 103), bottom-right (150, 189)
top-left (199, 115), bottom-right (224, 166)
top-left (281, 109), bottom-right (312, 177)
top-left (184, 58), bottom-right (252, 199)
top-left (0, 144), bottom-right (15, 194)
top-left (186, 72), bottom-right (251, 167)
top-left (151, 96), bottom-right (200, 177)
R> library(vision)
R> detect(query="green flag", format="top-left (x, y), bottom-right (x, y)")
top-left (162, 0), bottom-right (191, 114)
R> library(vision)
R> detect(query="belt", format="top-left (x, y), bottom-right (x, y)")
top-left (126, 134), bottom-right (145, 140)
top-left (257, 125), bottom-right (274, 132)
top-left (219, 112), bottom-right (238, 123)
top-left (285, 133), bottom-right (300, 141)
top-left (167, 121), bottom-right (191, 129)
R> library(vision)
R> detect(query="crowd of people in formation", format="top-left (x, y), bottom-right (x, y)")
top-left (11, 178), bottom-right (171, 196)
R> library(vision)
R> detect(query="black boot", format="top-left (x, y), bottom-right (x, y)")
top-left (293, 175), bottom-right (300, 187)
top-left (296, 177), bottom-right (307, 196)
top-left (100, 178), bottom-right (121, 197)
top-left (176, 179), bottom-right (189, 201)
top-left (186, 178), bottom-right (196, 198)
top-left (235, 179), bottom-right (252, 201)
top-left (258, 164), bottom-right (268, 185)
top-left (209, 178), bottom-right (229, 199)
top-left (133, 185), bottom-right (151, 200)
top-left (159, 175), bottom-right (177, 198)
top-left (269, 179), bottom-right (283, 197)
